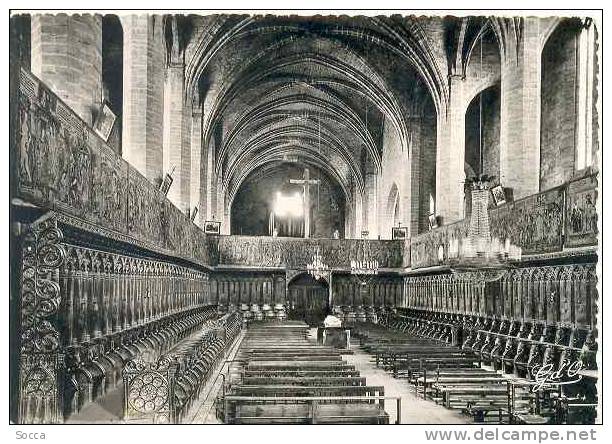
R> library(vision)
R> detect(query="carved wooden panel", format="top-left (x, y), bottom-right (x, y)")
top-left (410, 221), bottom-right (468, 269)
top-left (216, 236), bottom-right (403, 269)
top-left (14, 69), bottom-right (211, 267)
top-left (19, 215), bottom-right (65, 424)
top-left (565, 174), bottom-right (598, 247)
top-left (402, 264), bottom-right (596, 326)
top-left (489, 186), bottom-right (565, 255)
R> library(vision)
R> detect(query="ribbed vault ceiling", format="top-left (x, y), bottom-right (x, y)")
top-left (184, 15), bottom-right (450, 206)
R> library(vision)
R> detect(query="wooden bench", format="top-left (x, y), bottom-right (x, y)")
top-left (240, 354), bottom-right (344, 362)
top-left (231, 384), bottom-right (381, 395)
top-left (436, 385), bottom-right (510, 409)
top-left (225, 397), bottom-right (390, 424)
top-left (246, 362), bottom-right (355, 371)
top-left (242, 369), bottom-right (362, 378)
top-left (218, 321), bottom-right (393, 424)
top-left (241, 376), bottom-right (367, 386)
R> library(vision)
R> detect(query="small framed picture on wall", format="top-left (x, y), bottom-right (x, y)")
top-left (491, 185), bottom-right (507, 206)
top-left (93, 101), bottom-right (117, 142)
top-left (428, 214), bottom-right (438, 230)
top-left (204, 220), bottom-right (221, 234)
top-left (392, 226), bottom-right (407, 240)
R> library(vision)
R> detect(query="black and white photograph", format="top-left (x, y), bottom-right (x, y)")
top-left (6, 4), bottom-right (604, 439)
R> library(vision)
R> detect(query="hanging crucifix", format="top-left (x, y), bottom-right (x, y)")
top-left (289, 168), bottom-right (320, 238)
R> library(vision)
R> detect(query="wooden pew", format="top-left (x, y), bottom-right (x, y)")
top-left (243, 369), bottom-right (362, 378)
top-left (218, 321), bottom-right (391, 424)
top-left (229, 385), bottom-right (385, 403)
top-left (241, 376), bottom-right (367, 387)
top-left (246, 362), bottom-right (355, 371)
top-left (224, 396), bottom-right (390, 424)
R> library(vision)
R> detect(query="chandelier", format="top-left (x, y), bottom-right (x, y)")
top-left (447, 176), bottom-right (521, 282)
top-left (307, 247), bottom-right (329, 280)
top-left (350, 259), bottom-right (379, 276)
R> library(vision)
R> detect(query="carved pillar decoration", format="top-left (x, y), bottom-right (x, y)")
top-left (513, 269), bottom-right (523, 320)
top-left (62, 249), bottom-right (78, 347)
top-left (91, 252), bottom-right (103, 339)
top-left (545, 267), bottom-right (560, 324)
top-left (114, 258), bottom-right (124, 333)
top-left (478, 281), bottom-right (486, 316)
top-left (18, 215), bottom-right (66, 424)
top-left (587, 266), bottom-right (598, 329)
top-left (102, 254), bottom-right (113, 335)
top-left (534, 268), bottom-right (547, 322)
top-left (559, 266), bottom-right (574, 324)
top-left (523, 268), bottom-right (535, 321)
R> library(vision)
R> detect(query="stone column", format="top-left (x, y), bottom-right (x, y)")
top-left (162, 16), bottom-right (191, 212)
top-left (406, 117), bottom-right (422, 237)
top-left (353, 190), bottom-right (363, 238)
top-left (121, 15), bottom-right (165, 185)
top-left (202, 137), bottom-right (216, 222)
top-left (163, 62), bottom-right (191, 212)
top-left (363, 167), bottom-right (378, 238)
top-left (31, 14), bottom-right (102, 125)
top-left (435, 75), bottom-right (466, 225)
top-left (499, 18), bottom-right (543, 200)
top-left (190, 110), bottom-right (203, 226)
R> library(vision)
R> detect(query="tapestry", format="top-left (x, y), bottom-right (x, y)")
top-left (565, 174), bottom-right (598, 248)
top-left (14, 69), bottom-right (211, 266)
top-left (489, 186), bottom-right (564, 255)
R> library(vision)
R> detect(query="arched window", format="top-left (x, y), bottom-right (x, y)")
top-left (464, 85), bottom-right (501, 182)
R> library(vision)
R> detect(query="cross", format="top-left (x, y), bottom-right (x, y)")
top-left (289, 168), bottom-right (320, 238)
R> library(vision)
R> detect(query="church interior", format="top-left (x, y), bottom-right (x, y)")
top-left (9, 12), bottom-right (600, 425)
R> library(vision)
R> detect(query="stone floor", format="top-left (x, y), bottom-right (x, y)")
top-left (342, 340), bottom-right (470, 424)
top-left (66, 384), bottom-right (124, 424)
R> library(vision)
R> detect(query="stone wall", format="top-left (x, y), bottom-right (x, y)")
top-left (31, 14), bottom-right (102, 126)
top-left (540, 21), bottom-right (579, 191)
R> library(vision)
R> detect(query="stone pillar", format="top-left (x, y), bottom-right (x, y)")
top-left (121, 15), bottom-right (165, 185)
top-left (31, 14), bottom-right (102, 125)
top-left (436, 75), bottom-right (466, 225)
top-left (190, 110), bottom-right (203, 226)
top-left (162, 16), bottom-right (191, 213)
top-left (353, 191), bottom-right (363, 238)
top-left (217, 176), bottom-right (229, 234)
top-left (163, 63), bottom-right (191, 212)
top-left (406, 118), bottom-right (421, 237)
top-left (575, 20), bottom-right (596, 171)
top-left (363, 170), bottom-right (378, 238)
top-left (499, 18), bottom-right (542, 199)
top-left (202, 134), bottom-right (216, 222)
